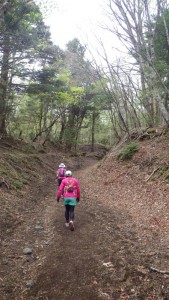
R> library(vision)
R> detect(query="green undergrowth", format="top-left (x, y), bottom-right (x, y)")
top-left (117, 142), bottom-right (139, 160)
top-left (155, 165), bottom-right (169, 182)
top-left (0, 152), bottom-right (46, 190)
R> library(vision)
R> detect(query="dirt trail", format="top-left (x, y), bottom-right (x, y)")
top-left (1, 156), bottom-right (169, 300)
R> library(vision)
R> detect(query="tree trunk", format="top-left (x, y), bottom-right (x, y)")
top-left (0, 36), bottom-right (10, 134)
top-left (91, 112), bottom-right (96, 152)
top-left (59, 112), bottom-right (66, 144)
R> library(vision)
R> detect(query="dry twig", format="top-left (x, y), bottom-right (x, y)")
top-left (145, 167), bottom-right (160, 182)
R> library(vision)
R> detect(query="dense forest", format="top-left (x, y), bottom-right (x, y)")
top-left (1, 0), bottom-right (169, 151)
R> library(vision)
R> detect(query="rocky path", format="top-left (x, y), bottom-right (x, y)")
top-left (1, 157), bottom-right (169, 299)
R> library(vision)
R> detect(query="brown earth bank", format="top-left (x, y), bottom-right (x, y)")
top-left (0, 136), bottom-right (169, 299)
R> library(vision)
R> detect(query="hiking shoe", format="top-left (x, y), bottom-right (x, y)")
top-left (65, 222), bottom-right (69, 228)
top-left (69, 220), bottom-right (74, 231)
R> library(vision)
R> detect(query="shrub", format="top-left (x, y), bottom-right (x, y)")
top-left (13, 180), bottom-right (23, 190)
top-left (117, 142), bottom-right (139, 160)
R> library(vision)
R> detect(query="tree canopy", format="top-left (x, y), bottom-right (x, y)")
top-left (1, 0), bottom-right (169, 150)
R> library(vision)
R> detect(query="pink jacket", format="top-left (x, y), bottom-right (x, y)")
top-left (57, 177), bottom-right (80, 199)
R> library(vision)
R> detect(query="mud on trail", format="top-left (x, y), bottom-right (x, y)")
top-left (1, 140), bottom-right (169, 299)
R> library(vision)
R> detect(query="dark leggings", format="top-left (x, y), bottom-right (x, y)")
top-left (58, 178), bottom-right (63, 186)
top-left (65, 205), bottom-right (75, 222)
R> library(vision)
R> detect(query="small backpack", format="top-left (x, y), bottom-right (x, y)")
top-left (66, 179), bottom-right (75, 193)
top-left (58, 167), bottom-right (65, 177)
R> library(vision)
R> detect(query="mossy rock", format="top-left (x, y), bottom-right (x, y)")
top-left (147, 128), bottom-right (156, 134)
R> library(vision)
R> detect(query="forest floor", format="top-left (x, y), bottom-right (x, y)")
top-left (0, 136), bottom-right (169, 299)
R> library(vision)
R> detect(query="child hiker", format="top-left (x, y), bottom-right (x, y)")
top-left (56, 163), bottom-right (67, 186)
top-left (56, 170), bottom-right (80, 231)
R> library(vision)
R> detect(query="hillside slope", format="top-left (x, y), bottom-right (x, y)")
top-left (0, 136), bottom-right (169, 299)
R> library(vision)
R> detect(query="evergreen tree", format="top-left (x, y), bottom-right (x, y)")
top-left (0, 0), bottom-right (52, 134)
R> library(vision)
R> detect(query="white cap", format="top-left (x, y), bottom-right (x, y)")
top-left (59, 163), bottom-right (65, 168)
